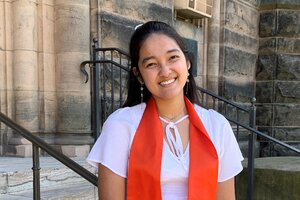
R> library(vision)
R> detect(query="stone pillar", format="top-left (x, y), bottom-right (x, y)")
top-left (207, 0), bottom-right (222, 93)
top-left (37, 0), bottom-right (56, 133)
top-left (9, 0), bottom-right (39, 156)
top-left (0, 0), bottom-right (14, 155)
top-left (257, 0), bottom-right (300, 156)
top-left (54, 0), bottom-right (91, 155)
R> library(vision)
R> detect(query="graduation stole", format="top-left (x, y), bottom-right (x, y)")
top-left (127, 96), bottom-right (218, 200)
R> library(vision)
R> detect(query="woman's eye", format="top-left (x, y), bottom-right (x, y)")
top-left (170, 55), bottom-right (179, 61)
top-left (146, 63), bottom-right (157, 68)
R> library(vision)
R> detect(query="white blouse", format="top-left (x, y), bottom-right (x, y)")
top-left (86, 103), bottom-right (244, 199)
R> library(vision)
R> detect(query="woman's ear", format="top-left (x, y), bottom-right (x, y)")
top-left (187, 61), bottom-right (191, 70)
top-left (133, 67), bottom-right (144, 84)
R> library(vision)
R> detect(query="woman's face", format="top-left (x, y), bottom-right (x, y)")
top-left (136, 33), bottom-right (190, 103)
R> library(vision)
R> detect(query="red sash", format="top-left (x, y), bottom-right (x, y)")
top-left (127, 96), bottom-right (218, 199)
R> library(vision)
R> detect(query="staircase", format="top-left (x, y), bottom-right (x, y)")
top-left (0, 157), bottom-right (97, 200)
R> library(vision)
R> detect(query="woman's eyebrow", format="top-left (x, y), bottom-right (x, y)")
top-left (141, 56), bottom-right (154, 64)
top-left (167, 48), bottom-right (180, 54)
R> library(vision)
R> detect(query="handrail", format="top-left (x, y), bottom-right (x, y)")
top-left (196, 86), bottom-right (249, 113)
top-left (226, 117), bottom-right (300, 155)
top-left (0, 112), bottom-right (98, 186)
top-left (80, 60), bottom-right (130, 83)
top-left (93, 47), bottom-right (130, 57)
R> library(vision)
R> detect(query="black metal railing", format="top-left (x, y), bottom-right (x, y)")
top-left (0, 113), bottom-right (98, 200)
top-left (80, 38), bottom-right (130, 141)
top-left (80, 42), bottom-right (300, 200)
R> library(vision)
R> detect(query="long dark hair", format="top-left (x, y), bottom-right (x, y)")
top-left (122, 21), bottom-right (199, 107)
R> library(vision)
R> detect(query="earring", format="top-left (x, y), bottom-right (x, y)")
top-left (140, 84), bottom-right (144, 103)
top-left (185, 73), bottom-right (190, 95)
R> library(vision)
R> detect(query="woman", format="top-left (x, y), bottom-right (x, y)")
top-left (87, 21), bottom-right (243, 200)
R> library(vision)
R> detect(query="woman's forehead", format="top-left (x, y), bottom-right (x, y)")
top-left (139, 33), bottom-right (182, 56)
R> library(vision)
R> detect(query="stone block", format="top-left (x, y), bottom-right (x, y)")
top-left (55, 3), bottom-right (89, 53)
top-left (275, 81), bottom-right (300, 103)
top-left (256, 104), bottom-right (272, 126)
top-left (257, 126), bottom-right (272, 142)
top-left (277, 38), bottom-right (300, 54)
top-left (39, 3), bottom-right (55, 54)
top-left (15, 145), bottom-right (32, 157)
top-left (224, 29), bottom-right (258, 53)
top-left (259, 11), bottom-right (276, 37)
top-left (13, 50), bottom-right (38, 90)
top-left (259, 38), bottom-right (276, 55)
top-left (274, 127), bottom-right (300, 141)
top-left (101, 1), bottom-right (172, 22)
top-left (272, 143), bottom-right (300, 156)
top-left (6, 170), bottom-right (33, 194)
top-left (224, 47), bottom-right (256, 77)
top-left (237, 157), bottom-right (300, 200)
top-left (40, 53), bottom-right (55, 91)
top-left (56, 52), bottom-right (90, 91)
top-left (61, 145), bottom-right (90, 157)
top-left (207, 43), bottom-right (220, 75)
top-left (274, 104), bottom-right (300, 126)
top-left (14, 90), bottom-right (39, 131)
top-left (12, 0), bottom-right (37, 50)
top-left (261, 0), bottom-right (300, 9)
top-left (242, 0), bottom-right (260, 7)
top-left (277, 10), bottom-right (300, 37)
top-left (147, 3), bottom-right (173, 22)
top-left (225, 0), bottom-right (259, 36)
top-left (276, 54), bottom-right (300, 80)
top-left (100, 12), bottom-right (139, 50)
top-left (223, 78), bottom-right (255, 103)
top-left (43, 91), bottom-right (57, 132)
top-left (56, 92), bottom-right (91, 131)
top-left (256, 81), bottom-right (273, 103)
top-left (0, 173), bottom-right (7, 194)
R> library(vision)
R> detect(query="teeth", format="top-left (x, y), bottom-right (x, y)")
top-left (160, 78), bottom-right (175, 86)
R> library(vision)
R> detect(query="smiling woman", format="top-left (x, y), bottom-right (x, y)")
top-left (86, 21), bottom-right (244, 200)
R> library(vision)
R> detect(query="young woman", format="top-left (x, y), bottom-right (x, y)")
top-left (87, 21), bottom-right (243, 200)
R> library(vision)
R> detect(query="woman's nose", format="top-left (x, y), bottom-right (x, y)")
top-left (159, 64), bottom-right (171, 77)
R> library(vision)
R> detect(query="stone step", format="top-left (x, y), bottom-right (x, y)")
top-left (0, 182), bottom-right (97, 200)
top-left (0, 157), bottom-right (98, 199)
top-left (237, 156), bottom-right (300, 200)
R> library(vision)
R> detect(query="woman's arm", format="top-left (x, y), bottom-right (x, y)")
top-left (98, 164), bottom-right (126, 200)
top-left (216, 177), bottom-right (236, 200)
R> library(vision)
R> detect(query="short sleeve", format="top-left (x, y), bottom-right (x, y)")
top-left (86, 114), bottom-right (132, 178)
top-left (217, 116), bottom-right (244, 182)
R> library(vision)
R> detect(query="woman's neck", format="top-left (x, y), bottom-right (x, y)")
top-left (154, 96), bottom-right (187, 122)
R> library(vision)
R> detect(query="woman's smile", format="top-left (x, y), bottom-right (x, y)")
top-left (159, 78), bottom-right (176, 86)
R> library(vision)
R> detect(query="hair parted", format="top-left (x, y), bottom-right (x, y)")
top-left (122, 21), bottom-right (199, 107)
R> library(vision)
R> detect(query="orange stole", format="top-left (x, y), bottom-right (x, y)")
top-left (127, 97), bottom-right (218, 200)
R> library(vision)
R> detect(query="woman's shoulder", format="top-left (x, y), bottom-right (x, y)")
top-left (105, 103), bottom-right (146, 125)
top-left (194, 104), bottom-right (227, 123)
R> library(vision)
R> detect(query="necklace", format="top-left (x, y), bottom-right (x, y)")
top-left (159, 109), bottom-right (187, 122)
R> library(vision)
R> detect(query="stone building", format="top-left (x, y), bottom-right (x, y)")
top-left (0, 0), bottom-right (299, 157)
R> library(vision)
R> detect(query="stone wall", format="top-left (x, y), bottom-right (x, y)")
top-left (0, 0), bottom-right (92, 157)
top-left (256, 0), bottom-right (300, 156)
top-left (1, 0), bottom-right (298, 157)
